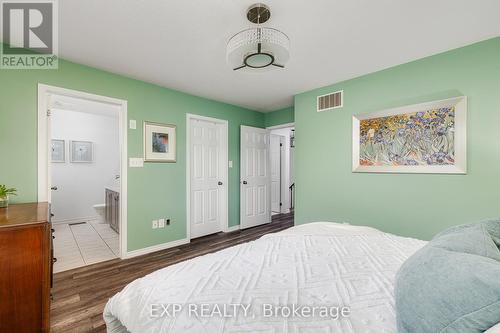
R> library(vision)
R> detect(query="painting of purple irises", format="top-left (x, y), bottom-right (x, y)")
top-left (359, 107), bottom-right (455, 166)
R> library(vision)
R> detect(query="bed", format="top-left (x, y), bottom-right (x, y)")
top-left (104, 222), bottom-right (426, 333)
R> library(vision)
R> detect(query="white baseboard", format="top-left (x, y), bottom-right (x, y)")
top-left (123, 238), bottom-right (190, 259)
top-left (224, 225), bottom-right (240, 233)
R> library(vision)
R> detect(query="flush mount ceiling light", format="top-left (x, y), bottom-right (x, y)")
top-left (227, 3), bottom-right (290, 72)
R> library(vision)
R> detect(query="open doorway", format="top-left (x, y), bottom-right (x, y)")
top-left (268, 124), bottom-right (294, 216)
top-left (38, 85), bottom-right (128, 272)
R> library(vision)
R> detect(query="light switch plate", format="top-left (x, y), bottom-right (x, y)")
top-left (152, 220), bottom-right (158, 229)
top-left (228, 160), bottom-right (233, 168)
top-left (129, 119), bottom-right (137, 129)
top-left (129, 158), bottom-right (144, 168)
top-left (158, 218), bottom-right (165, 228)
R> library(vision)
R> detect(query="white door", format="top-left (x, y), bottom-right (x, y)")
top-left (240, 126), bottom-right (271, 229)
top-left (190, 118), bottom-right (227, 238)
top-left (270, 134), bottom-right (281, 213)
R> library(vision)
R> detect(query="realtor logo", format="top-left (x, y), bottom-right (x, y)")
top-left (1, 0), bottom-right (58, 69)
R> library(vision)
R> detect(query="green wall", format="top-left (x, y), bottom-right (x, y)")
top-left (264, 106), bottom-right (294, 127)
top-left (0, 59), bottom-right (264, 251)
top-left (294, 37), bottom-right (500, 240)
top-left (2, 37), bottom-right (498, 249)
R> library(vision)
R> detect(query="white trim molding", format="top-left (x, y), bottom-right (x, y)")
top-left (266, 122), bottom-right (294, 130)
top-left (352, 96), bottom-right (467, 174)
top-left (37, 84), bottom-right (129, 259)
top-left (186, 114), bottom-right (230, 241)
top-left (123, 238), bottom-right (190, 259)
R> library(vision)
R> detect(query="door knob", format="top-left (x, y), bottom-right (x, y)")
top-left (51, 186), bottom-right (58, 191)
top-left (218, 181), bottom-right (223, 185)
top-left (242, 181), bottom-right (248, 185)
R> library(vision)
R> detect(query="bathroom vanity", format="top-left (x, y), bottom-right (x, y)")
top-left (105, 188), bottom-right (120, 233)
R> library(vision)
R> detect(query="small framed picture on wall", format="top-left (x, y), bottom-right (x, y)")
top-left (144, 122), bottom-right (177, 162)
top-left (51, 139), bottom-right (65, 163)
top-left (70, 140), bottom-right (94, 163)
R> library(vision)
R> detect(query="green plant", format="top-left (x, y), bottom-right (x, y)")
top-left (0, 185), bottom-right (17, 199)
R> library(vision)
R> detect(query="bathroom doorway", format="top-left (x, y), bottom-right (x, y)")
top-left (267, 123), bottom-right (295, 215)
top-left (37, 85), bottom-right (127, 272)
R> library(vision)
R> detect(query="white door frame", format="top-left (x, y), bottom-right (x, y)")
top-left (270, 134), bottom-right (282, 214)
top-left (267, 122), bottom-right (294, 214)
top-left (37, 84), bottom-right (128, 259)
top-left (278, 135), bottom-right (286, 213)
top-left (266, 122), bottom-right (295, 131)
top-left (186, 113), bottom-right (229, 240)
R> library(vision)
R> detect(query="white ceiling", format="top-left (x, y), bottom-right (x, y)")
top-left (57, 0), bottom-right (500, 112)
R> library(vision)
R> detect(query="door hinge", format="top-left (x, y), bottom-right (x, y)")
top-left (280, 202), bottom-right (282, 206)
top-left (280, 143), bottom-right (283, 147)
top-left (47, 109), bottom-right (51, 116)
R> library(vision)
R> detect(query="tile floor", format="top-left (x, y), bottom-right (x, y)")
top-left (53, 219), bottom-right (119, 273)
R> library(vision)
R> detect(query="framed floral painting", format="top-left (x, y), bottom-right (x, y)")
top-left (352, 96), bottom-right (467, 174)
top-left (144, 121), bottom-right (176, 162)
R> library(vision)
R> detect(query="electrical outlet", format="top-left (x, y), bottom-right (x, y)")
top-left (129, 158), bottom-right (144, 168)
top-left (158, 218), bottom-right (165, 228)
top-left (152, 220), bottom-right (158, 229)
top-left (166, 219), bottom-right (171, 225)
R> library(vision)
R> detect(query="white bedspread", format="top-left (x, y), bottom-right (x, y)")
top-left (104, 222), bottom-right (426, 333)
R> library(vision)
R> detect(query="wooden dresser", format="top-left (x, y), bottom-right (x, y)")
top-left (0, 203), bottom-right (52, 332)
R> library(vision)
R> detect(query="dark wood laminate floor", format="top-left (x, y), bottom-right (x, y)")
top-left (51, 212), bottom-right (294, 333)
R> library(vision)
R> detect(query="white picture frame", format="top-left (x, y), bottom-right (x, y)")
top-left (144, 121), bottom-right (177, 162)
top-left (51, 139), bottom-right (65, 163)
top-left (352, 96), bottom-right (467, 174)
top-left (70, 140), bottom-right (94, 163)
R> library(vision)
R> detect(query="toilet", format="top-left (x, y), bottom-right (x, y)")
top-left (93, 204), bottom-right (106, 223)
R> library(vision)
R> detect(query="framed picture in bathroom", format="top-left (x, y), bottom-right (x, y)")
top-left (51, 139), bottom-right (65, 163)
top-left (144, 121), bottom-right (177, 162)
top-left (70, 140), bottom-right (94, 163)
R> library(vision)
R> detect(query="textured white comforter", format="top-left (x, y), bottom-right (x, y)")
top-left (104, 223), bottom-right (426, 333)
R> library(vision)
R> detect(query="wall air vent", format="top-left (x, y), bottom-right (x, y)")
top-left (317, 90), bottom-right (343, 112)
